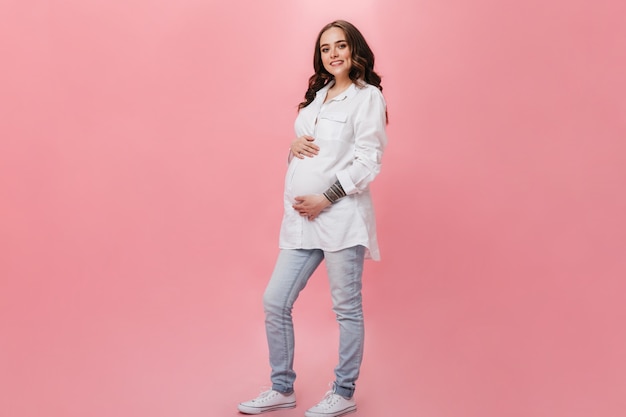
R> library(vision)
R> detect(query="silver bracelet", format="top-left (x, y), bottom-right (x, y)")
top-left (323, 180), bottom-right (347, 203)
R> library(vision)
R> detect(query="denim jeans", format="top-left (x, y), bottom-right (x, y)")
top-left (263, 246), bottom-right (366, 399)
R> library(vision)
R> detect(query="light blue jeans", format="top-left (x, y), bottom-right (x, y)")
top-left (263, 246), bottom-right (366, 399)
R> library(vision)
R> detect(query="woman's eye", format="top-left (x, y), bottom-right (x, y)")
top-left (339, 44), bottom-right (346, 49)
top-left (321, 48), bottom-right (329, 53)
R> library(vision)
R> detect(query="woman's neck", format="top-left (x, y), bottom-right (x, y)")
top-left (331, 76), bottom-right (352, 92)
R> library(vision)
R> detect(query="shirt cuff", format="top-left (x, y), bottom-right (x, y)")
top-left (336, 170), bottom-right (357, 195)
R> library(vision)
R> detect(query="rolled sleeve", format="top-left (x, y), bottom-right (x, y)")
top-left (336, 88), bottom-right (387, 195)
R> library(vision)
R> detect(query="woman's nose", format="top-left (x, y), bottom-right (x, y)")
top-left (330, 48), bottom-right (338, 58)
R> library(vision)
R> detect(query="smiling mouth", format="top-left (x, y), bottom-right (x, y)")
top-left (330, 61), bottom-right (343, 66)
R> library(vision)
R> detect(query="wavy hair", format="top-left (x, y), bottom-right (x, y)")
top-left (298, 20), bottom-right (384, 111)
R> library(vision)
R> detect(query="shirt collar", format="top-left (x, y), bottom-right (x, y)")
top-left (317, 81), bottom-right (357, 103)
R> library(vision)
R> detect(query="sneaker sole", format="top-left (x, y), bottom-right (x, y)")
top-left (304, 405), bottom-right (356, 417)
top-left (238, 402), bottom-right (297, 414)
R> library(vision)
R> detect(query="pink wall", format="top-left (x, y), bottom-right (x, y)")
top-left (1, 1), bottom-right (625, 417)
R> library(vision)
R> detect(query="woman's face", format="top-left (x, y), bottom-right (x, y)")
top-left (319, 27), bottom-right (352, 81)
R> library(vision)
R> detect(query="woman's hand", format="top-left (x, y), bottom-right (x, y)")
top-left (290, 135), bottom-right (320, 159)
top-left (293, 194), bottom-right (331, 221)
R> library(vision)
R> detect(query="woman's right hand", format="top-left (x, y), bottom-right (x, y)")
top-left (290, 135), bottom-right (320, 159)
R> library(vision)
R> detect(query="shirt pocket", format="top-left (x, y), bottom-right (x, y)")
top-left (315, 111), bottom-right (348, 141)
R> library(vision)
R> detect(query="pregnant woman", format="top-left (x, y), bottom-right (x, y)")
top-left (238, 20), bottom-right (388, 417)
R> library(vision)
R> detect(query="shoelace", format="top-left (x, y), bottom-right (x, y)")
top-left (255, 388), bottom-right (274, 402)
top-left (321, 390), bottom-right (340, 406)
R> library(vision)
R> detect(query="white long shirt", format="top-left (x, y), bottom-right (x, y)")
top-left (278, 81), bottom-right (388, 260)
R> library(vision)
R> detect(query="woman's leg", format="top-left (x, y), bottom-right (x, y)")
top-left (323, 245), bottom-right (366, 399)
top-left (263, 248), bottom-right (324, 394)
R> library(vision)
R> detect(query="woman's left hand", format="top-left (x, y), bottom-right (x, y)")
top-left (293, 194), bottom-right (331, 221)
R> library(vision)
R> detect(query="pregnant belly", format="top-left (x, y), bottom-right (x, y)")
top-left (285, 139), bottom-right (352, 200)
top-left (287, 158), bottom-right (335, 198)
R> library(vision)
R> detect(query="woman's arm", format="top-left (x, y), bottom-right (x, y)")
top-left (336, 88), bottom-right (387, 194)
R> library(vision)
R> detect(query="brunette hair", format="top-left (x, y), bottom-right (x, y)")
top-left (298, 20), bottom-right (384, 110)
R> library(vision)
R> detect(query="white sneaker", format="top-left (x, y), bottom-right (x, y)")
top-left (304, 390), bottom-right (356, 417)
top-left (238, 389), bottom-right (296, 414)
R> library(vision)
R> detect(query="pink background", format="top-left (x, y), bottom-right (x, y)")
top-left (1, 1), bottom-right (625, 416)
